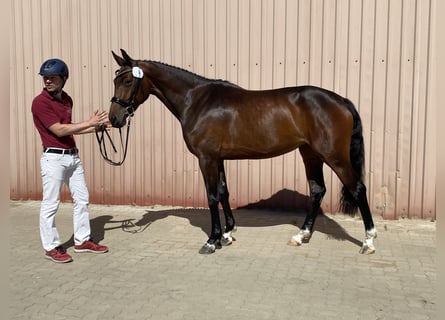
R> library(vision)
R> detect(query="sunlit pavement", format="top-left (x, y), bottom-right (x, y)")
top-left (10, 200), bottom-right (435, 320)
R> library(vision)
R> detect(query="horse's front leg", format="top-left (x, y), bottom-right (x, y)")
top-left (218, 163), bottom-right (236, 246)
top-left (199, 192), bottom-right (223, 254)
top-left (198, 158), bottom-right (223, 254)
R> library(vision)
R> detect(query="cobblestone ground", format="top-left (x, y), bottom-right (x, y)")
top-left (9, 201), bottom-right (436, 320)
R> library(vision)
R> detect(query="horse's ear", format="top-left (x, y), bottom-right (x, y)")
top-left (120, 49), bottom-right (134, 65)
top-left (112, 50), bottom-right (126, 67)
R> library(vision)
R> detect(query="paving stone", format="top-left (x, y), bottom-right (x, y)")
top-left (9, 200), bottom-right (436, 320)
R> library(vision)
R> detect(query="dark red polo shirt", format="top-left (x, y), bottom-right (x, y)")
top-left (31, 88), bottom-right (76, 149)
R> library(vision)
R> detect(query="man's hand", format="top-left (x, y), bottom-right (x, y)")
top-left (89, 110), bottom-right (109, 127)
top-left (48, 110), bottom-right (111, 137)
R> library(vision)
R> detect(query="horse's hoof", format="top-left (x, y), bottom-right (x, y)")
top-left (221, 236), bottom-right (232, 246)
top-left (359, 228), bottom-right (377, 254)
top-left (287, 238), bottom-right (301, 246)
top-left (221, 230), bottom-right (235, 246)
top-left (199, 240), bottom-right (221, 254)
top-left (288, 230), bottom-right (311, 246)
top-left (199, 242), bottom-right (216, 254)
top-left (359, 244), bottom-right (376, 254)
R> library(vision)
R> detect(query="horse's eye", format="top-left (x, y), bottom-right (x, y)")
top-left (124, 78), bottom-right (132, 86)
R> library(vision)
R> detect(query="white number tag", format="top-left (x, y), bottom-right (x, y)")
top-left (132, 66), bottom-right (144, 79)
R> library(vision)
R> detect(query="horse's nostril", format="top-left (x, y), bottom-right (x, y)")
top-left (110, 115), bottom-right (118, 126)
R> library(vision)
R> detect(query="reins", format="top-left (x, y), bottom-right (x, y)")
top-left (96, 65), bottom-right (144, 166)
top-left (95, 119), bottom-right (132, 166)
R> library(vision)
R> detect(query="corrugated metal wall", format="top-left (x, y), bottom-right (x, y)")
top-left (10, 0), bottom-right (436, 219)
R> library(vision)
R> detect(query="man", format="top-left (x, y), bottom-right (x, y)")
top-left (32, 58), bottom-right (109, 263)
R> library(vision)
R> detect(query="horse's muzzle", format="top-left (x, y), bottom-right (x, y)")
top-left (109, 113), bottom-right (127, 128)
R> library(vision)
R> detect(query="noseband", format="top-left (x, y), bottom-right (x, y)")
top-left (96, 65), bottom-right (144, 166)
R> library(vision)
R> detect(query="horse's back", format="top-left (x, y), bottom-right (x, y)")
top-left (202, 84), bottom-right (348, 114)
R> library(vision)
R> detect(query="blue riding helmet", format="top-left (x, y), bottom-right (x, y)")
top-left (39, 58), bottom-right (69, 78)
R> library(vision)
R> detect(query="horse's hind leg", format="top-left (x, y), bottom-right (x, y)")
top-left (218, 161), bottom-right (236, 246)
top-left (330, 162), bottom-right (377, 254)
top-left (289, 145), bottom-right (326, 246)
top-left (349, 181), bottom-right (377, 254)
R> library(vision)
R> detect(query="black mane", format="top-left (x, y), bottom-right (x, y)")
top-left (145, 60), bottom-right (239, 87)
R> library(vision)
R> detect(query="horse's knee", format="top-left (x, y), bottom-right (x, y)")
top-left (207, 193), bottom-right (219, 208)
top-left (309, 182), bottom-right (326, 205)
top-left (311, 185), bottom-right (326, 202)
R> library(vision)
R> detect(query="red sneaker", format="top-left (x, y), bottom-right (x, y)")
top-left (45, 246), bottom-right (73, 263)
top-left (74, 240), bottom-right (108, 254)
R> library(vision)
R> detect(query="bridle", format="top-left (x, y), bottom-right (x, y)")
top-left (110, 65), bottom-right (144, 117)
top-left (96, 65), bottom-right (144, 166)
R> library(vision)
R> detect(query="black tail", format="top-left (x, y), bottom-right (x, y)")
top-left (340, 98), bottom-right (365, 216)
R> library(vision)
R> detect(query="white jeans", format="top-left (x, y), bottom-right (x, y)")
top-left (39, 152), bottom-right (91, 251)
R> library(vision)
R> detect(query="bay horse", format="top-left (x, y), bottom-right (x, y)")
top-left (108, 49), bottom-right (377, 255)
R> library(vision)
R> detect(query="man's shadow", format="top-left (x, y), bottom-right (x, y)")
top-left (62, 189), bottom-right (362, 249)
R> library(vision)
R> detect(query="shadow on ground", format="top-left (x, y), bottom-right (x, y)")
top-left (63, 189), bottom-right (362, 249)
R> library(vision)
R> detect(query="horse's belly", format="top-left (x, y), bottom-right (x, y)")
top-left (220, 137), bottom-right (305, 160)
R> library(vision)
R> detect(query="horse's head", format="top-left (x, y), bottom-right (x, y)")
top-left (109, 49), bottom-right (149, 128)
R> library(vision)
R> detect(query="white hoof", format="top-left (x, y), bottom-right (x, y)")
top-left (359, 244), bottom-right (376, 254)
top-left (288, 229), bottom-right (311, 246)
top-left (221, 231), bottom-right (233, 246)
top-left (199, 242), bottom-right (216, 254)
top-left (359, 228), bottom-right (377, 254)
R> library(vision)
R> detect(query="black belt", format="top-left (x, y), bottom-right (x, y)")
top-left (44, 148), bottom-right (78, 155)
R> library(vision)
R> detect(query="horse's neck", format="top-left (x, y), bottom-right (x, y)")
top-left (145, 61), bottom-right (208, 121)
